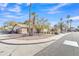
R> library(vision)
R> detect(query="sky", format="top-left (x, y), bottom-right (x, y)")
top-left (0, 3), bottom-right (79, 27)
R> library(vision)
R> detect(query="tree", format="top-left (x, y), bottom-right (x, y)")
top-left (35, 17), bottom-right (50, 34)
top-left (77, 26), bottom-right (79, 31)
top-left (77, 26), bottom-right (79, 28)
top-left (24, 12), bottom-right (37, 35)
top-left (31, 12), bottom-right (37, 35)
top-left (66, 15), bottom-right (72, 32)
top-left (59, 18), bottom-right (63, 33)
top-left (32, 12), bottom-right (36, 25)
top-left (4, 21), bottom-right (18, 33)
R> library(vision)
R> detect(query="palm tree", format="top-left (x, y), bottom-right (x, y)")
top-left (32, 12), bottom-right (36, 25)
top-left (66, 15), bottom-right (72, 32)
top-left (70, 19), bottom-right (73, 31)
top-left (60, 18), bottom-right (63, 33)
top-left (66, 15), bottom-right (70, 28)
top-left (31, 12), bottom-right (37, 35)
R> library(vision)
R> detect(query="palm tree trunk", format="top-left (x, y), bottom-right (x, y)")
top-left (70, 20), bottom-right (72, 32)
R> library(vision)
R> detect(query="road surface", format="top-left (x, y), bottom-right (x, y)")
top-left (35, 32), bottom-right (79, 56)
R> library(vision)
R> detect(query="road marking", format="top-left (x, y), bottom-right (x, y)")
top-left (63, 40), bottom-right (79, 47)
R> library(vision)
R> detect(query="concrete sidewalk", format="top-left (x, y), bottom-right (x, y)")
top-left (0, 33), bottom-right (70, 45)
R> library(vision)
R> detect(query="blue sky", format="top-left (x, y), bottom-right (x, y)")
top-left (0, 3), bottom-right (79, 27)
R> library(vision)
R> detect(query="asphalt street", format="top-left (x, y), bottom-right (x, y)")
top-left (35, 32), bottom-right (79, 56)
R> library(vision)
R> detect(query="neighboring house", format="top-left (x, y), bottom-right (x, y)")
top-left (16, 23), bottom-right (30, 34)
top-left (41, 28), bottom-right (48, 34)
top-left (16, 27), bottom-right (29, 34)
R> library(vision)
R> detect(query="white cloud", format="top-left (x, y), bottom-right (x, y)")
top-left (70, 16), bottom-right (79, 20)
top-left (5, 15), bottom-right (19, 18)
top-left (49, 3), bottom-right (69, 11)
top-left (46, 3), bottom-right (70, 14)
top-left (0, 18), bottom-right (7, 22)
top-left (5, 14), bottom-right (25, 19)
top-left (26, 3), bottom-right (31, 6)
top-left (17, 3), bottom-right (23, 5)
top-left (47, 11), bottom-right (61, 14)
top-left (0, 3), bottom-right (8, 10)
top-left (0, 3), bottom-right (7, 7)
top-left (16, 3), bottom-right (30, 6)
top-left (8, 4), bottom-right (21, 13)
top-left (0, 18), bottom-right (12, 22)
top-left (2, 13), bottom-right (27, 19)
top-left (0, 15), bottom-right (25, 24)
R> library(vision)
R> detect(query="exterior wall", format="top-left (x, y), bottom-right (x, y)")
top-left (21, 28), bottom-right (28, 34)
top-left (41, 29), bottom-right (48, 34)
top-left (17, 28), bottom-right (28, 34)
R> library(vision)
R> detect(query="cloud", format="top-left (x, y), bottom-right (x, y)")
top-left (8, 4), bottom-right (21, 13)
top-left (5, 15), bottom-right (19, 18)
top-left (1, 12), bottom-right (28, 20)
top-left (26, 3), bottom-right (31, 6)
top-left (0, 15), bottom-right (22, 21)
top-left (5, 14), bottom-right (25, 19)
top-left (0, 18), bottom-right (12, 22)
top-left (46, 3), bottom-right (70, 14)
top-left (70, 16), bottom-right (79, 20)
top-left (0, 18), bottom-right (7, 22)
top-left (49, 3), bottom-right (69, 11)
top-left (47, 11), bottom-right (61, 14)
top-left (16, 3), bottom-right (23, 5)
top-left (0, 3), bottom-right (8, 7)
top-left (0, 3), bottom-right (8, 11)
top-left (16, 3), bottom-right (30, 6)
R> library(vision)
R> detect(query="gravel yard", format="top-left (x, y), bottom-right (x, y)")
top-left (0, 34), bottom-right (54, 40)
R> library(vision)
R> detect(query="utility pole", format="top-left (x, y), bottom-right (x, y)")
top-left (28, 3), bottom-right (32, 36)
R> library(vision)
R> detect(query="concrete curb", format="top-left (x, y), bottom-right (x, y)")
top-left (0, 33), bottom-right (70, 45)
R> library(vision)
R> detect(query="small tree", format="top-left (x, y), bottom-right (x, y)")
top-left (4, 21), bottom-right (18, 33)
top-left (35, 17), bottom-right (50, 34)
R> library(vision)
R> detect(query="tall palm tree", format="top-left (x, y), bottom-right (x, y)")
top-left (59, 18), bottom-right (63, 33)
top-left (66, 15), bottom-right (72, 32)
top-left (32, 12), bottom-right (36, 25)
top-left (66, 20), bottom-right (69, 32)
top-left (32, 12), bottom-right (37, 34)
top-left (66, 15), bottom-right (70, 28)
top-left (69, 19), bottom-right (73, 31)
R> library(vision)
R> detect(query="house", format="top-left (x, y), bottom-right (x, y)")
top-left (41, 28), bottom-right (48, 34)
top-left (15, 23), bottom-right (30, 34)
top-left (16, 27), bottom-right (29, 34)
